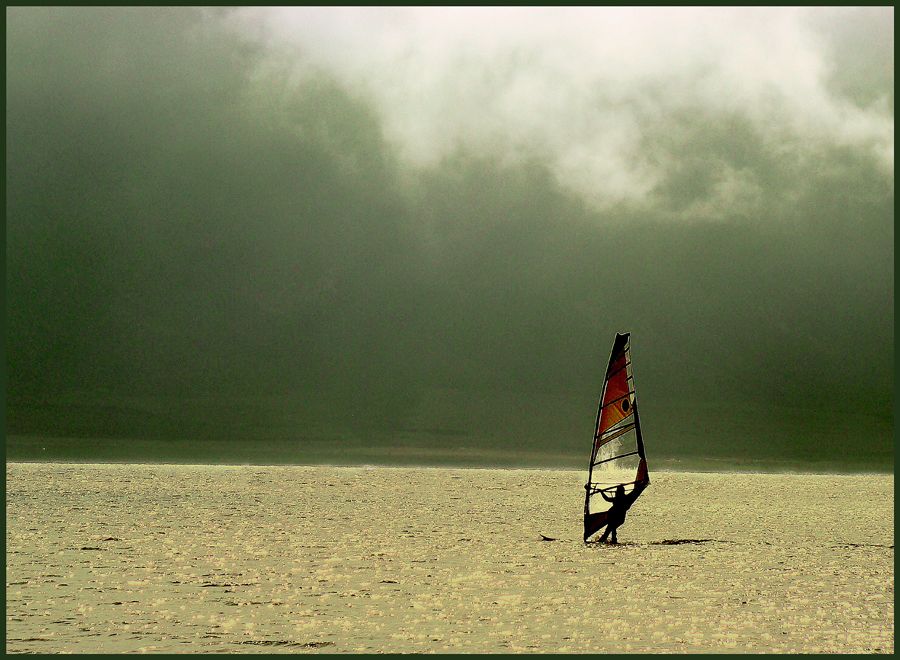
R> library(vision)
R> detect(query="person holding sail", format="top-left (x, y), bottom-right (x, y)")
top-left (596, 478), bottom-right (648, 545)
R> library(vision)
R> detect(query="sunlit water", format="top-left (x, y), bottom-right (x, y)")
top-left (6, 462), bottom-right (893, 653)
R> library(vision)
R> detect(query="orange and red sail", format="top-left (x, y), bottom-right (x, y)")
top-left (583, 332), bottom-right (650, 542)
top-left (595, 349), bottom-right (633, 439)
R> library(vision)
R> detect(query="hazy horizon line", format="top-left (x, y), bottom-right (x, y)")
top-left (7, 458), bottom-right (893, 478)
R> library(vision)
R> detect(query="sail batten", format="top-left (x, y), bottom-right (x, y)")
top-left (605, 361), bottom-right (631, 379)
top-left (592, 450), bottom-right (641, 468)
top-left (583, 332), bottom-right (650, 542)
top-left (600, 391), bottom-right (635, 411)
top-left (596, 420), bottom-right (636, 443)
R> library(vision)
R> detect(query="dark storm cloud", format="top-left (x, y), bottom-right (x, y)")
top-left (6, 8), bottom-right (892, 468)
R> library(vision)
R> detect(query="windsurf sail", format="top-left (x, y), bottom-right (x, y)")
top-left (583, 332), bottom-right (649, 542)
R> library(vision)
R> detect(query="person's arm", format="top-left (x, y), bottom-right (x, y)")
top-left (627, 480), bottom-right (648, 505)
top-left (600, 490), bottom-right (615, 503)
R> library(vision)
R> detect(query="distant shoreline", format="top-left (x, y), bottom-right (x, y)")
top-left (7, 433), bottom-right (892, 476)
top-left (5, 457), bottom-right (893, 477)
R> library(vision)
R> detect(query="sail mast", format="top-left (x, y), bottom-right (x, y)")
top-left (583, 370), bottom-right (608, 517)
top-left (583, 332), bottom-right (626, 515)
top-left (630, 342), bottom-right (649, 484)
top-left (633, 390), bottom-right (646, 460)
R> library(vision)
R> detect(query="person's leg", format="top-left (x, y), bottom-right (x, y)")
top-left (598, 526), bottom-right (609, 543)
top-left (610, 526), bottom-right (618, 544)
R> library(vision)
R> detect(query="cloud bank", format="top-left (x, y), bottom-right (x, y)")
top-left (224, 7), bottom-right (893, 212)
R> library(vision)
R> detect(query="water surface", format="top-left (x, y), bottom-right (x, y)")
top-left (6, 463), bottom-right (893, 653)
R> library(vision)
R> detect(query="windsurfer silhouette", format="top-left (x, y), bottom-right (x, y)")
top-left (597, 480), bottom-right (647, 544)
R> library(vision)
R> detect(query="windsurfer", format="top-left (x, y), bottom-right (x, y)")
top-left (597, 480), bottom-right (647, 544)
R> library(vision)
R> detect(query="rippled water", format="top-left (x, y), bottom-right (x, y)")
top-left (6, 463), bottom-right (894, 653)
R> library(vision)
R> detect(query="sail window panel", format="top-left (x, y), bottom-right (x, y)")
top-left (592, 449), bottom-right (640, 468)
top-left (595, 431), bottom-right (641, 471)
top-left (596, 420), bottom-right (636, 448)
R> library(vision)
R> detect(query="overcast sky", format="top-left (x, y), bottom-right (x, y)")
top-left (6, 7), bottom-right (893, 467)
top-left (223, 7), bottom-right (892, 208)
